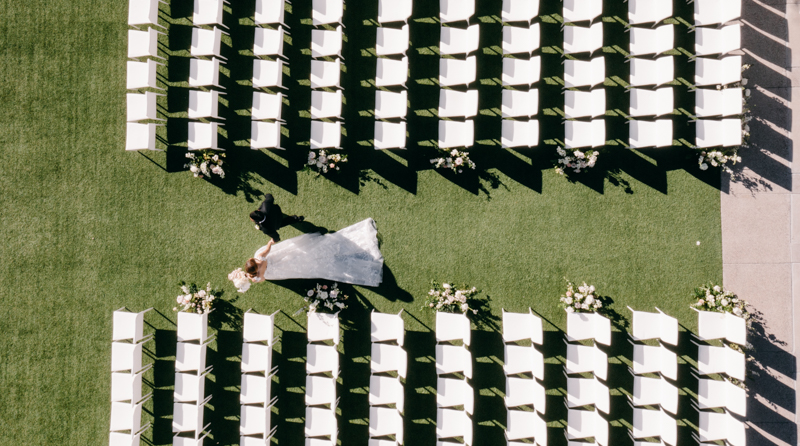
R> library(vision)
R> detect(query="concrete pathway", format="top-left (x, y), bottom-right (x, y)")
top-left (721, 0), bottom-right (799, 443)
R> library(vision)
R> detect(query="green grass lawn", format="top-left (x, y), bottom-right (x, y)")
top-left (0, 0), bottom-right (720, 445)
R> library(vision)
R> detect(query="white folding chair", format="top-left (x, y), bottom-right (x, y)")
top-left (567, 409), bottom-right (608, 445)
top-left (177, 311), bottom-right (212, 343)
top-left (376, 57), bottom-right (409, 87)
top-left (306, 375), bottom-right (337, 406)
top-left (174, 369), bottom-right (211, 403)
top-left (437, 377), bottom-right (474, 414)
top-left (310, 121), bottom-right (342, 149)
top-left (369, 407), bottom-right (404, 443)
top-left (695, 88), bottom-right (742, 117)
top-left (695, 56), bottom-right (741, 86)
top-left (628, 0), bottom-right (672, 26)
top-left (436, 408), bottom-right (473, 442)
top-left (695, 309), bottom-right (747, 345)
top-left (307, 344), bottom-right (340, 377)
top-left (632, 375), bottom-right (678, 414)
top-left (251, 121), bottom-right (283, 149)
top-left (368, 439), bottom-right (398, 446)
top-left (374, 121), bottom-right (407, 150)
top-left (503, 24), bottom-right (541, 55)
top-left (188, 90), bottom-right (225, 120)
top-left (128, 28), bottom-right (165, 60)
top-left (312, 0), bottom-right (344, 26)
top-left (241, 342), bottom-right (274, 373)
top-left (501, 308), bottom-right (543, 344)
top-left (375, 90), bottom-right (408, 119)
top-left (109, 425), bottom-right (150, 446)
top-left (440, 0), bottom-right (475, 23)
top-left (567, 377), bottom-right (609, 413)
top-left (113, 308), bottom-right (154, 343)
top-left (436, 311), bottom-right (471, 345)
top-left (255, 0), bottom-right (289, 26)
top-left (563, 57), bottom-right (604, 88)
top-left (565, 119), bottom-right (605, 149)
top-left (174, 432), bottom-right (211, 446)
top-left (436, 344), bottom-right (473, 378)
top-left (193, 0), bottom-right (229, 29)
top-left (504, 377), bottom-right (545, 413)
top-left (567, 312), bottom-right (611, 346)
top-left (369, 375), bottom-right (405, 412)
top-left (252, 92), bottom-right (285, 121)
top-left (695, 25), bottom-right (740, 57)
top-left (308, 312), bottom-right (340, 345)
top-left (695, 119), bottom-right (742, 148)
top-left (440, 56), bottom-right (477, 87)
top-left (240, 434), bottom-right (277, 446)
top-left (697, 377), bottom-right (746, 416)
top-left (502, 0), bottom-right (539, 23)
top-left (111, 370), bottom-right (152, 404)
top-left (253, 59), bottom-right (286, 89)
top-left (629, 88), bottom-right (673, 117)
top-left (563, 0), bottom-right (602, 23)
top-left (629, 56), bottom-right (674, 87)
top-left (439, 89), bottom-right (479, 119)
top-left (241, 372), bottom-right (275, 405)
top-left (371, 343), bottom-right (408, 378)
top-left (564, 89), bottom-right (605, 119)
top-left (501, 120), bottom-right (539, 148)
top-left (628, 307), bottom-right (678, 346)
top-left (440, 25), bottom-right (480, 55)
top-left (311, 26), bottom-right (344, 59)
top-left (438, 120), bottom-right (475, 149)
top-left (694, 342), bottom-right (745, 380)
top-left (241, 399), bottom-right (278, 436)
top-left (110, 399), bottom-right (151, 432)
top-left (175, 341), bottom-right (212, 374)
top-left (254, 26), bottom-right (288, 58)
top-left (565, 343), bottom-right (608, 380)
top-left (191, 27), bottom-right (227, 60)
top-left (564, 23), bottom-right (603, 55)
top-left (189, 58), bottom-right (224, 89)
top-left (173, 396), bottom-right (212, 433)
top-left (629, 25), bottom-right (674, 57)
top-left (188, 122), bottom-right (221, 151)
top-left (311, 90), bottom-right (343, 120)
top-left (129, 0), bottom-right (167, 29)
top-left (243, 309), bottom-right (279, 345)
top-left (502, 57), bottom-right (541, 87)
top-left (305, 403), bottom-right (339, 439)
top-left (111, 342), bottom-right (151, 374)
top-left (127, 59), bottom-right (164, 90)
top-left (632, 407), bottom-right (677, 445)
top-left (501, 89), bottom-right (538, 118)
top-left (632, 344), bottom-right (677, 380)
top-left (379, 0), bottom-right (413, 23)
top-left (311, 59), bottom-right (342, 89)
top-left (697, 409), bottom-right (745, 446)
top-left (376, 25), bottom-right (410, 56)
top-left (629, 120), bottom-right (672, 148)
top-left (371, 310), bottom-right (405, 345)
top-left (506, 409), bottom-right (547, 444)
top-left (504, 344), bottom-right (544, 380)
top-left (694, 0), bottom-right (741, 27)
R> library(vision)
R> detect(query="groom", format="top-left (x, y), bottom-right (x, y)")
top-left (250, 194), bottom-right (304, 241)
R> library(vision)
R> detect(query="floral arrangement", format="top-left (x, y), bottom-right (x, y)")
top-left (559, 281), bottom-right (602, 313)
top-left (302, 282), bottom-right (348, 313)
top-left (555, 148), bottom-right (598, 175)
top-left (228, 268), bottom-right (251, 293)
top-left (424, 281), bottom-right (480, 314)
top-left (307, 149), bottom-right (347, 174)
top-left (697, 150), bottom-right (742, 174)
top-left (185, 150), bottom-right (225, 179)
top-left (430, 149), bottom-right (476, 174)
top-left (174, 281), bottom-right (222, 314)
top-left (690, 283), bottom-right (750, 323)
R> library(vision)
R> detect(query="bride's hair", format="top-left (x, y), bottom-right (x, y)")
top-left (245, 258), bottom-right (259, 276)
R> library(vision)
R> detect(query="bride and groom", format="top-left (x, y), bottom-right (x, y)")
top-left (229, 194), bottom-right (384, 292)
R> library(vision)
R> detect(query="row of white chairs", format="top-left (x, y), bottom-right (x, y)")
top-left (172, 312), bottom-right (215, 446)
top-left (625, 0), bottom-right (741, 27)
top-left (239, 311), bottom-right (279, 446)
top-left (435, 312), bottom-right (473, 446)
top-left (305, 312), bottom-right (340, 444)
top-left (369, 311), bottom-right (406, 445)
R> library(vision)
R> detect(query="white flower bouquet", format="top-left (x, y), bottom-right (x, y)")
top-left (424, 281), bottom-right (480, 314)
top-left (691, 283), bottom-right (750, 323)
top-left (302, 282), bottom-right (348, 313)
top-left (430, 149), bottom-right (476, 174)
top-left (559, 281), bottom-right (602, 313)
top-left (697, 150), bottom-right (742, 174)
top-left (307, 149), bottom-right (347, 175)
top-left (555, 148), bottom-right (598, 175)
top-left (184, 150), bottom-right (225, 179)
top-left (174, 281), bottom-right (222, 314)
top-left (227, 268), bottom-right (251, 293)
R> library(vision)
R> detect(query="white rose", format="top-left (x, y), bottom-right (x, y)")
top-left (461, 303), bottom-right (469, 312)
top-left (564, 297), bottom-right (573, 305)
top-left (585, 295), bottom-right (594, 305)
top-left (733, 307), bottom-right (742, 316)
top-left (320, 291), bottom-right (329, 299)
top-left (720, 298), bottom-right (729, 306)
top-left (699, 163), bottom-right (708, 170)
top-left (307, 290), bottom-right (314, 297)
top-left (566, 307), bottom-right (575, 313)
top-left (713, 286), bottom-right (721, 292)
top-left (443, 283), bottom-right (451, 289)
top-left (189, 165), bottom-right (199, 173)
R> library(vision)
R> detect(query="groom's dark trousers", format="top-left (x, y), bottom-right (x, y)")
top-left (258, 194), bottom-right (300, 241)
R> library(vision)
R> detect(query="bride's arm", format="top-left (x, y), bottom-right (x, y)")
top-left (255, 239), bottom-right (276, 258)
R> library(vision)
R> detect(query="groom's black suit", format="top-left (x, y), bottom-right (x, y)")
top-left (255, 194), bottom-right (300, 241)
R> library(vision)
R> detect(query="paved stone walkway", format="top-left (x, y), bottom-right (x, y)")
top-left (721, 0), bottom-right (799, 443)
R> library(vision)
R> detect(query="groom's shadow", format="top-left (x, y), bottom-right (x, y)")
top-left (370, 264), bottom-right (413, 303)
top-left (293, 220), bottom-right (330, 235)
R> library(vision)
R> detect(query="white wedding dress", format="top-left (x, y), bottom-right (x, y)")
top-left (256, 218), bottom-right (384, 287)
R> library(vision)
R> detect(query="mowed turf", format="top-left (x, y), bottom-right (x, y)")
top-left (0, 0), bottom-right (720, 445)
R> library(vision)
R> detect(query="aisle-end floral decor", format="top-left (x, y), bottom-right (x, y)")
top-left (307, 149), bottom-right (347, 175)
top-left (174, 281), bottom-right (222, 314)
top-left (559, 281), bottom-right (603, 313)
top-left (424, 281), bottom-right (480, 314)
top-left (555, 148), bottom-right (599, 175)
top-left (300, 282), bottom-right (348, 314)
top-left (185, 150), bottom-right (225, 179)
top-left (430, 149), bottom-right (476, 174)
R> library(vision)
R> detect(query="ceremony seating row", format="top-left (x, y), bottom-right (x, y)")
top-left (369, 311), bottom-right (405, 445)
top-left (173, 311), bottom-right (215, 446)
top-left (501, 20), bottom-right (540, 148)
top-left (239, 310), bottom-right (278, 445)
top-left (435, 312), bottom-right (473, 445)
top-left (305, 312), bottom-right (340, 444)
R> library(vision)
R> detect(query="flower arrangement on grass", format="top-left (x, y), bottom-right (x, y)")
top-left (555, 148), bottom-right (598, 175)
top-left (185, 150), bottom-right (225, 179)
top-left (430, 149), bottom-right (476, 174)
top-left (690, 283), bottom-right (751, 324)
top-left (307, 149), bottom-right (347, 175)
top-left (227, 268), bottom-right (251, 293)
top-left (302, 282), bottom-right (348, 313)
top-left (424, 281), bottom-right (480, 314)
top-left (174, 281), bottom-right (222, 314)
top-left (559, 281), bottom-right (602, 313)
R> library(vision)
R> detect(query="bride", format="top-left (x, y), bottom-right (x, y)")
top-left (230, 218), bottom-right (384, 291)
